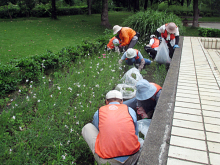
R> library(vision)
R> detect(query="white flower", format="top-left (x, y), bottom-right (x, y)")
top-left (60, 142), bottom-right (62, 146)
top-left (62, 155), bottom-right (65, 160)
top-left (15, 104), bottom-right (18, 106)
top-left (50, 95), bottom-right (52, 98)
top-left (53, 104), bottom-right (56, 106)
top-left (19, 126), bottom-right (23, 131)
top-left (19, 90), bottom-right (21, 92)
top-left (65, 125), bottom-right (68, 128)
top-left (90, 66), bottom-right (92, 68)
top-left (74, 116), bottom-right (77, 118)
top-left (59, 92), bottom-right (61, 94)
top-left (11, 99), bottom-right (13, 101)
top-left (33, 96), bottom-right (36, 98)
top-left (67, 140), bottom-right (70, 145)
top-left (68, 87), bottom-right (72, 91)
top-left (57, 86), bottom-right (61, 90)
top-left (78, 72), bottom-right (80, 74)
top-left (42, 77), bottom-right (45, 79)
top-left (37, 100), bottom-right (40, 102)
top-left (83, 85), bottom-right (86, 87)
top-left (77, 85), bottom-right (80, 88)
top-left (44, 82), bottom-right (46, 84)
top-left (12, 116), bottom-right (15, 119)
top-left (68, 112), bottom-right (70, 115)
top-left (49, 79), bottom-right (51, 82)
top-left (76, 121), bottom-right (79, 125)
top-left (111, 69), bottom-right (115, 72)
top-left (30, 81), bottom-right (33, 83)
top-left (70, 128), bottom-right (73, 133)
top-left (77, 94), bottom-right (79, 96)
top-left (95, 84), bottom-right (99, 88)
top-left (30, 85), bottom-right (32, 88)
top-left (26, 79), bottom-right (29, 82)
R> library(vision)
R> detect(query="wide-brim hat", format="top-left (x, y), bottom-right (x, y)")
top-left (113, 38), bottom-right (119, 46)
top-left (136, 79), bottom-right (157, 100)
top-left (113, 25), bottom-right (122, 35)
top-left (126, 48), bottom-right (136, 59)
top-left (165, 22), bottom-right (177, 33)
top-left (106, 90), bottom-right (123, 100)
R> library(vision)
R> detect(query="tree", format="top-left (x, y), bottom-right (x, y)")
top-left (0, 0), bottom-right (18, 20)
top-left (101, 0), bottom-right (112, 28)
top-left (133, 0), bottom-right (139, 12)
top-left (192, 0), bottom-right (199, 27)
top-left (87, 0), bottom-right (92, 15)
top-left (18, 0), bottom-right (35, 17)
top-left (51, 0), bottom-right (57, 19)
top-left (144, 0), bottom-right (149, 10)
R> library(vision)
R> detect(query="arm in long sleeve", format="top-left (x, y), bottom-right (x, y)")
top-left (175, 36), bottom-right (179, 45)
top-left (92, 110), bottom-right (99, 130)
top-left (128, 107), bottom-right (139, 135)
top-left (121, 52), bottom-right (127, 60)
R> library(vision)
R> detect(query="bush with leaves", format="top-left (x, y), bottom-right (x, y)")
top-left (122, 10), bottom-right (185, 42)
top-left (198, 27), bottom-right (220, 37)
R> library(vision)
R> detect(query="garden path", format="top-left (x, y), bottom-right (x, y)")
top-left (167, 37), bottom-right (220, 165)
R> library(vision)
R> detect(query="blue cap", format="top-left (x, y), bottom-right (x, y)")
top-left (136, 79), bottom-right (157, 100)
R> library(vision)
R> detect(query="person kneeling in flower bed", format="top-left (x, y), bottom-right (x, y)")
top-left (82, 90), bottom-right (143, 165)
top-left (118, 48), bottom-right (151, 71)
top-left (123, 79), bottom-right (162, 119)
top-left (107, 36), bottom-right (124, 53)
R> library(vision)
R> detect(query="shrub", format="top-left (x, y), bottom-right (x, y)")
top-left (122, 10), bottom-right (185, 41)
top-left (198, 27), bottom-right (220, 37)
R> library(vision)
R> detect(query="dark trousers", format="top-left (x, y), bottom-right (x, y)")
top-left (144, 46), bottom-right (157, 59)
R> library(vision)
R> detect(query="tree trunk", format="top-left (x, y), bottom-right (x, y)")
top-left (87, 0), bottom-right (92, 15)
top-left (135, 0), bottom-right (139, 12)
top-left (181, 0), bottom-right (184, 6)
top-left (6, 6), bottom-right (13, 21)
top-left (144, 0), bottom-right (148, 10)
top-left (51, 0), bottom-right (57, 19)
top-left (101, 0), bottom-right (111, 29)
top-left (193, 0), bottom-right (199, 27)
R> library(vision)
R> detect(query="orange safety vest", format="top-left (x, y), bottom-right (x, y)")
top-left (95, 104), bottom-right (140, 159)
top-left (125, 49), bottom-right (139, 60)
top-left (107, 36), bottom-right (121, 49)
top-left (161, 23), bottom-right (177, 41)
top-left (150, 83), bottom-right (162, 100)
top-left (119, 27), bottom-right (136, 46)
top-left (151, 38), bottom-right (160, 49)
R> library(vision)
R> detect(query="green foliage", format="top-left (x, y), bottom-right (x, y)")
top-left (198, 27), bottom-right (220, 37)
top-left (122, 10), bottom-right (185, 41)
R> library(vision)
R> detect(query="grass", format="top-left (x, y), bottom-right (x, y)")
top-left (0, 11), bottom-right (132, 64)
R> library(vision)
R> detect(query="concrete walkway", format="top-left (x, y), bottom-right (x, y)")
top-left (167, 37), bottom-right (220, 165)
top-left (137, 36), bottom-right (220, 165)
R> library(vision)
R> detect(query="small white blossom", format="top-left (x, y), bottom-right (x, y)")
top-left (19, 90), bottom-right (21, 92)
top-left (12, 116), bottom-right (15, 119)
top-left (30, 85), bottom-right (32, 88)
top-left (62, 155), bottom-right (65, 160)
top-left (95, 84), bottom-right (99, 88)
top-left (26, 79), bottom-right (29, 82)
top-left (15, 104), bottom-right (18, 106)
top-left (76, 121), bottom-right (79, 125)
top-left (11, 99), bottom-right (13, 101)
top-left (37, 100), bottom-right (40, 102)
top-left (42, 77), bottom-right (45, 79)
top-left (70, 128), bottom-right (73, 133)
top-left (65, 125), bottom-right (68, 128)
top-left (50, 95), bottom-right (52, 98)
top-left (30, 81), bottom-right (33, 83)
top-left (57, 86), bottom-right (61, 90)
top-left (68, 87), bottom-right (72, 91)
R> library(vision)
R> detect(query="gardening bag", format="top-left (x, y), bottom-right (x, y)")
top-left (137, 119), bottom-right (152, 138)
top-left (154, 38), bottom-right (171, 64)
top-left (115, 67), bottom-right (143, 99)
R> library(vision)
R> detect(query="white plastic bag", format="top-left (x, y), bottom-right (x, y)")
top-left (137, 119), bottom-right (152, 138)
top-left (119, 67), bottom-right (143, 86)
top-left (155, 38), bottom-right (171, 64)
top-left (115, 84), bottom-right (136, 99)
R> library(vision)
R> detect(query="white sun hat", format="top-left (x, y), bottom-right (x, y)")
top-left (166, 22), bottom-right (177, 33)
top-left (106, 90), bottom-right (123, 100)
top-left (136, 79), bottom-right (157, 100)
top-left (150, 34), bottom-right (155, 39)
top-left (113, 25), bottom-right (122, 35)
top-left (126, 48), bottom-right (136, 59)
top-left (113, 38), bottom-right (119, 46)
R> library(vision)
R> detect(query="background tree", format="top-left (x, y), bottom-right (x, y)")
top-left (87, 0), bottom-right (92, 15)
top-left (192, 0), bottom-right (199, 27)
top-left (133, 0), bottom-right (139, 12)
top-left (101, 0), bottom-right (111, 28)
top-left (0, 0), bottom-right (18, 20)
top-left (144, 0), bottom-right (149, 10)
top-left (51, 0), bottom-right (57, 19)
top-left (18, 0), bottom-right (36, 17)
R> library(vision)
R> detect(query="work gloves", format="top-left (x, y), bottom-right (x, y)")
top-left (118, 59), bottom-right (123, 64)
top-left (173, 45), bottom-right (180, 49)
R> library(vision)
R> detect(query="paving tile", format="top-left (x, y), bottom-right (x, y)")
top-left (178, 82), bottom-right (198, 87)
top-left (199, 88), bottom-right (220, 94)
top-left (176, 92), bottom-right (200, 99)
top-left (167, 157), bottom-right (204, 165)
top-left (203, 116), bottom-right (220, 125)
top-left (199, 91), bottom-right (220, 98)
top-left (173, 112), bottom-right (202, 122)
top-left (201, 100), bottom-right (220, 107)
top-left (171, 126), bottom-right (205, 140)
top-left (168, 146), bottom-right (208, 164)
top-left (175, 96), bottom-right (200, 104)
top-left (207, 141), bottom-right (220, 154)
top-left (197, 79), bottom-right (217, 83)
top-left (174, 107), bottom-right (201, 115)
top-left (176, 89), bottom-right (199, 95)
top-left (198, 84), bottom-right (219, 90)
top-left (203, 110), bottom-right (220, 118)
top-left (202, 104), bottom-right (220, 112)
top-left (209, 153), bottom-right (220, 165)
top-left (173, 119), bottom-right (204, 131)
top-left (205, 123), bottom-right (220, 133)
top-left (170, 135), bottom-right (206, 151)
top-left (178, 79), bottom-right (197, 85)
top-left (175, 101), bottom-right (201, 109)
top-left (198, 81), bottom-right (217, 86)
top-left (177, 86), bottom-right (198, 91)
top-left (206, 132), bottom-right (220, 142)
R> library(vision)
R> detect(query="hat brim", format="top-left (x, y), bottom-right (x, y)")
top-left (136, 84), bottom-right (157, 100)
top-left (165, 26), bottom-right (177, 34)
top-left (113, 27), bottom-right (122, 35)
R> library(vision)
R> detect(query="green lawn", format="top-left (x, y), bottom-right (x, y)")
top-left (0, 11), bottom-right (132, 64)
